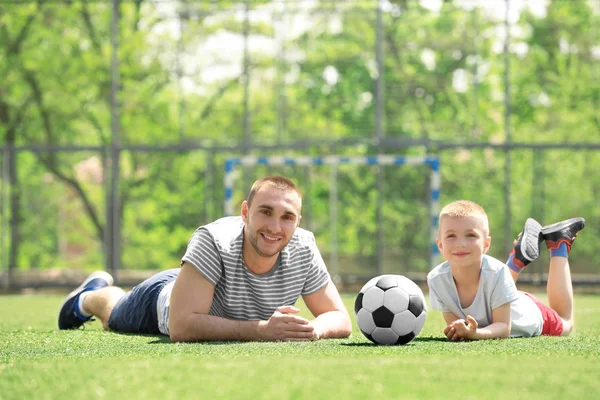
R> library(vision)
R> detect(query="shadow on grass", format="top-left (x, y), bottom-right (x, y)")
top-left (147, 336), bottom-right (172, 344)
top-left (342, 336), bottom-right (448, 347)
top-left (413, 336), bottom-right (449, 342)
top-left (105, 329), bottom-right (244, 346)
top-left (341, 342), bottom-right (395, 347)
top-left (141, 335), bottom-right (246, 345)
top-left (108, 330), bottom-right (449, 346)
top-left (105, 330), bottom-right (173, 344)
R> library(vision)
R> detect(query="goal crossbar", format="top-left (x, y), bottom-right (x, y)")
top-left (224, 155), bottom-right (441, 269)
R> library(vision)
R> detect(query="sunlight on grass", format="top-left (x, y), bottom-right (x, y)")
top-left (1, 293), bottom-right (599, 399)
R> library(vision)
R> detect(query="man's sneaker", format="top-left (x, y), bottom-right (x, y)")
top-left (541, 217), bottom-right (585, 252)
top-left (509, 218), bottom-right (543, 269)
top-left (58, 271), bottom-right (113, 330)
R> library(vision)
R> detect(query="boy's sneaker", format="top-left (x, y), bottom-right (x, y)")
top-left (540, 217), bottom-right (585, 252)
top-left (510, 218), bottom-right (543, 268)
top-left (58, 271), bottom-right (113, 330)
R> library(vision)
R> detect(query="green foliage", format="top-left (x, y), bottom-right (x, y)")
top-left (0, 0), bottom-right (598, 274)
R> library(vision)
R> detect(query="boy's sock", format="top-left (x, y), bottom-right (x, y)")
top-left (550, 242), bottom-right (569, 258)
top-left (506, 218), bottom-right (543, 273)
top-left (506, 251), bottom-right (525, 273)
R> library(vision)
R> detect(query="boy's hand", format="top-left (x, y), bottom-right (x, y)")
top-left (444, 315), bottom-right (478, 341)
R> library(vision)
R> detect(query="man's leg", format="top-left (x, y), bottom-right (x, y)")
top-left (59, 269), bottom-right (180, 334)
top-left (104, 268), bottom-right (180, 335)
top-left (58, 271), bottom-right (115, 330)
top-left (540, 217), bottom-right (585, 336)
top-left (506, 218), bottom-right (542, 282)
top-left (81, 286), bottom-right (126, 330)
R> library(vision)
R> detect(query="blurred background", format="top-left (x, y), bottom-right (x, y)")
top-left (0, 0), bottom-right (598, 290)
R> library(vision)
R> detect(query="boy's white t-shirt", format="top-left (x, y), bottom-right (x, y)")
top-left (427, 255), bottom-right (543, 337)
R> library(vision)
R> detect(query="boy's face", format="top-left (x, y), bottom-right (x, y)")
top-left (437, 215), bottom-right (491, 268)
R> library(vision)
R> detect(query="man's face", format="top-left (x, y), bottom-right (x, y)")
top-left (242, 185), bottom-right (302, 258)
top-left (436, 215), bottom-right (491, 269)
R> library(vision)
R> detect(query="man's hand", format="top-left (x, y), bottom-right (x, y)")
top-left (258, 306), bottom-right (316, 341)
top-left (443, 315), bottom-right (478, 341)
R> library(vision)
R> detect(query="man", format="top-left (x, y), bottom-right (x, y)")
top-left (58, 176), bottom-right (352, 342)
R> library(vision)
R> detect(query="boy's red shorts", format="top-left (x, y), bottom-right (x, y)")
top-left (523, 292), bottom-right (563, 336)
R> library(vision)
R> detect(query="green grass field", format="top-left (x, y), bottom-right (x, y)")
top-left (1, 293), bottom-right (599, 400)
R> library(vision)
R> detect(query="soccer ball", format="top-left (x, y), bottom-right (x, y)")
top-left (354, 274), bottom-right (427, 345)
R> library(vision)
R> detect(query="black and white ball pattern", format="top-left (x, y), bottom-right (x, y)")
top-left (354, 275), bottom-right (427, 345)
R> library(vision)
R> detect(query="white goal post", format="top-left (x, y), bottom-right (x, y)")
top-left (224, 155), bottom-right (441, 271)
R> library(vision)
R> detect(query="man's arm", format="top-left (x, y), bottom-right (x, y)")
top-left (168, 262), bottom-right (316, 342)
top-left (302, 281), bottom-right (352, 340)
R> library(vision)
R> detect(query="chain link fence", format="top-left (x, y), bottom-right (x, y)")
top-left (1, 0), bottom-right (599, 289)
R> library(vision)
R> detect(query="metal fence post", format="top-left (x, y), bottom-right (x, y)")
top-left (242, 0), bottom-right (251, 190)
top-left (375, 0), bottom-right (385, 276)
top-left (330, 163), bottom-right (339, 283)
top-left (110, 0), bottom-right (121, 281)
top-left (503, 0), bottom-right (513, 256)
top-left (1, 147), bottom-right (8, 289)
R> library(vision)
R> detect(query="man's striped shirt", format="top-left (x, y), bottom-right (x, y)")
top-left (157, 216), bottom-right (330, 335)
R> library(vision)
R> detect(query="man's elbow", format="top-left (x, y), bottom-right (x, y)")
top-left (339, 311), bottom-right (353, 338)
top-left (345, 320), bottom-right (353, 337)
top-left (169, 325), bottom-right (188, 343)
top-left (168, 317), bottom-right (193, 343)
top-left (169, 330), bottom-right (186, 343)
top-left (340, 327), bottom-right (352, 338)
top-left (316, 310), bottom-right (352, 339)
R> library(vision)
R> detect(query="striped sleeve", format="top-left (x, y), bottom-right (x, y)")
top-left (181, 228), bottom-right (223, 286)
top-left (301, 236), bottom-right (331, 295)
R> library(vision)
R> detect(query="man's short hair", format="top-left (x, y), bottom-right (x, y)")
top-left (247, 176), bottom-right (302, 206)
top-left (439, 200), bottom-right (489, 235)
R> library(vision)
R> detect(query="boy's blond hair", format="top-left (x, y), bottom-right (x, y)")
top-left (439, 200), bottom-right (489, 236)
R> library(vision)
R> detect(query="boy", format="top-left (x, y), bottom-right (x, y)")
top-left (427, 200), bottom-right (585, 340)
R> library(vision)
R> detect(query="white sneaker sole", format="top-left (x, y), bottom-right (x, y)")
top-left (62, 271), bottom-right (114, 306)
top-left (520, 218), bottom-right (542, 262)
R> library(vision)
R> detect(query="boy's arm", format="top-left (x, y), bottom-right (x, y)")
top-left (445, 302), bottom-right (511, 340)
top-left (442, 312), bottom-right (461, 326)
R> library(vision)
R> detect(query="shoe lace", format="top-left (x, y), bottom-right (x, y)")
top-left (82, 317), bottom-right (96, 329)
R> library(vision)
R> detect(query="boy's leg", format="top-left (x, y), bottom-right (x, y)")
top-left (541, 217), bottom-right (585, 336)
top-left (546, 256), bottom-right (573, 335)
top-left (506, 218), bottom-right (542, 282)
